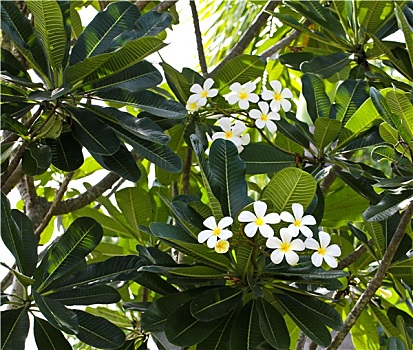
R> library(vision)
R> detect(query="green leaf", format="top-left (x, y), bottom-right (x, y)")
top-left (314, 118), bottom-right (342, 150)
top-left (257, 298), bottom-right (290, 350)
top-left (209, 139), bottom-right (250, 218)
top-left (69, 2), bottom-right (82, 39)
top-left (240, 143), bottom-right (295, 174)
top-left (350, 308), bottom-right (380, 350)
top-left (386, 90), bottom-right (413, 142)
top-left (234, 245), bottom-right (253, 280)
top-left (45, 132), bottom-right (84, 172)
top-left (135, 271), bottom-right (178, 295)
top-left (95, 88), bottom-right (186, 119)
top-left (190, 287), bottom-right (242, 322)
top-left (70, 1), bottom-right (140, 65)
top-left (165, 299), bottom-right (222, 347)
top-left (301, 73), bottom-right (331, 122)
top-left (48, 285), bottom-right (121, 306)
top-left (262, 167), bottom-right (317, 212)
top-left (0, 81), bottom-right (27, 102)
top-left (395, 4), bottom-right (413, 70)
top-left (1, 48), bottom-right (30, 79)
top-left (169, 266), bottom-right (226, 279)
top-left (26, 0), bottom-right (66, 71)
top-left (73, 309), bottom-right (126, 349)
top-left (116, 187), bottom-right (152, 230)
top-left (230, 300), bottom-right (266, 350)
top-left (369, 306), bottom-right (401, 338)
top-left (359, 1), bottom-right (400, 35)
top-left (22, 143), bottom-right (51, 176)
top-left (1, 113), bottom-right (28, 136)
top-left (36, 217), bottom-right (103, 292)
top-left (214, 55), bottom-right (266, 92)
top-left (1, 307), bottom-right (29, 350)
top-left (301, 53), bottom-right (352, 79)
top-left (387, 337), bottom-right (407, 350)
top-left (162, 62), bottom-right (192, 104)
top-left (33, 291), bottom-right (78, 334)
top-left (149, 223), bottom-right (197, 244)
top-left (134, 11), bottom-right (172, 37)
top-left (34, 316), bottom-right (72, 350)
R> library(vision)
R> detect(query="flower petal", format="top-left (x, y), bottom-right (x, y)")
top-left (269, 80), bottom-right (282, 93)
top-left (261, 90), bottom-right (273, 100)
top-left (270, 249), bottom-right (285, 264)
top-left (311, 252), bottom-right (323, 267)
top-left (292, 203), bottom-right (304, 219)
top-left (301, 215), bottom-right (316, 226)
top-left (218, 216), bottom-right (233, 229)
top-left (280, 99), bottom-right (291, 112)
top-left (287, 224), bottom-right (300, 237)
top-left (198, 229), bottom-right (212, 243)
top-left (207, 235), bottom-right (218, 248)
top-left (257, 101), bottom-right (269, 114)
top-left (280, 211), bottom-right (294, 223)
top-left (244, 222), bottom-right (258, 237)
top-left (248, 94), bottom-right (259, 103)
top-left (281, 88), bottom-right (293, 99)
top-left (190, 84), bottom-right (203, 93)
top-left (253, 201), bottom-right (267, 217)
top-left (204, 78), bottom-right (214, 90)
top-left (249, 109), bottom-right (261, 119)
top-left (238, 99), bottom-right (249, 110)
top-left (270, 100), bottom-right (280, 111)
top-left (280, 227), bottom-right (293, 243)
top-left (208, 88), bottom-right (218, 97)
top-left (197, 97), bottom-right (207, 107)
top-left (305, 237), bottom-right (320, 250)
top-left (268, 111), bottom-right (280, 120)
top-left (241, 133), bottom-right (250, 146)
top-left (227, 94), bottom-right (239, 105)
top-left (255, 119), bottom-right (265, 129)
top-left (219, 229), bottom-right (233, 240)
top-left (266, 236), bottom-right (282, 249)
top-left (299, 225), bottom-right (314, 238)
top-left (212, 132), bottom-right (226, 141)
top-left (285, 251), bottom-right (300, 266)
top-left (238, 210), bottom-right (257, 222)
top-left (264, 212), bottom-right (280, 224)
top-left (266, 120), bottom-right (277, 133)
top-left (188, 94), bottom-right (200, 103)
top-left (203, 216), bottom-right (217, 230)
top-left (244, 82), bottom-right (256, 93)
top-left (218, 117), bottom-right (232, 131)
top-left (326, 244), bottom-right (341, 257)
top-left (259, 224), bottom-right (274, 238)
top-left (323, 255), bottom-right (338, 268)
top-left (318, 231), bottom-right (331, 247)
top-left (230, 82), bottom-right (242, 92)
top-left (289, 239), bottom-right (305, 251)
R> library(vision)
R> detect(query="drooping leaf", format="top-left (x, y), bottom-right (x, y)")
top-left (301, 73), bottom-right (331, 122)
top-left (395, 4), bottom-right (413, 70)
top-left (0, 48), bottom-right (30, 79)
top-left (301, 53), bottom-right (352, 79)
top-left (1, 306), bottom-right (29, 350)
top-left (47, 285), bottom-right (121, 306)
top-left (386, 90), bottom-right (413, 142)
top-left (162, 62), bottom-right (193, 104)
top-left (34, 316), bottom-right (72, 350)
top-left (168, 266), bottom-right (226, 279)
top-left (1, 113), bottom-right (28, 136)
top-left (135, 11), bottom-right (172, 37)
top-left (45, 132), bottom-right (84, 172)
top-left (22, 143), bottom-right (51, 176)
top-left (135, 271), bottom-right (178, 295)
top-left (314, 118), bottom-right (342, 150)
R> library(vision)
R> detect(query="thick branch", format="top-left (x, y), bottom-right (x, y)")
top-left (54, 172), bottom-right (120, 215)
top-left (261, 28), bottom-right (302, 59)
top-left (152, 0), bottom-right (179, 13)
top-left (189, 0), bottom-right (208, 77)
top-left (327, 201), bottom-right (413, 350)
top-left (1, 164), bottom-right (25, 195)
top-left (135, 0), bottom-right (151, 10)
top-left (209, 0), bottom-right (280, 77)
top-left (1, 142), bottom-right (28, 187)
top-left (336, 240), bottom-right (370, 270)
top-left (35, 172), bottom-right (74, 239)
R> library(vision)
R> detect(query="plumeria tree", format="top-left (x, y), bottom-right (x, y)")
top-left (1, 1), bottom-right (413, 350)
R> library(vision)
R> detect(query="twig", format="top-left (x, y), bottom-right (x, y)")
top-left (261, 29), bottom-right (302, 59)
top-left (1, 141), bottom-right (28, 187)
top-left (25, 175), bottom-right (37, 202)
top-left (189, 0), bottom-right (208, 77)
top-left (93, 177), bottom-right (126, 210)
top-left (152, 0), bottom-right (179, 13)
top-left (209, 0), bottom-right (280, 78)
top-left (182, 148), bottom-right (192, 195)
top-left (327, 201), bottom-right (413, 350)
top-left (336, 241), bottom-right (370, 270)
top-left (34, 172), bottom-right (74, 239)
top-left (135, 0), bottom-right (151, 10)
top-left (1, 263), bottom-right (16, 292)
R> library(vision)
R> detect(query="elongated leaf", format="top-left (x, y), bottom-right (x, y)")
top-left (395, 4), bottom-right (413, 70)
top-left (350, 307), bottom-right (380, 350)
top-left (301, 73), bottom-right (331, 122)
top-left (265, 261), bottom-right (348, 279)
top-left (149, 223), bottom-right (197, 244)
top-left (45, 132), bottom-right (84, 171)
top-left (214, 55), bottom-right (265, 92)
top-left (359, 1), bottom-right (401, 36)
top-left (26, 0), bottom-right (66, 71)
top-left (70, 2), bottom-right (140, 65)
top-left (209, 139), bottom-right (250, 218)
top-left (0, 81), bottom-right (27, 102)
top-left (314, 118), bottom-right (342, 150)
top-left (1, 307), bottom-right (29, 350)
top-left (335, 79), bottom-right (369, 124)
top-left (301, 53), bottom-right (351, 78)
top-left (48, 285), bottom-right (120, 305)
top-left (162, 62), bottom-right (193, 104)
top-left (22, 143), bottom-right (51, 176)
top-left (386, 90), bottom-right (413, 142)
top-left (169, 266), bottom-right (226, 279)
top-left (36, 217), bottom-right (103, 292)
top-left (95, 88), bottom-right (186, 119)
top-left (73, 310), bottom-right (125, 349)
top-left (1, 113), bottom-right (28, 136)
top-left (240, 143), bottom-right (295, 174)
top-left (1, 48), bottom-right (30, 79)
top-left (135, 271), bottom-right (178, 295)
top-left (190, 287), bottom-right (242, 322)
top-left (34, 316), bottom-right (72, 350)
top-left (33, 291), bottom-right (78, 334)
top-left (257, 298), bottom-right (290, 350)
top-left (262, 167), bottom-right (317, 212)
top-left (135, 11), bottom-right (172, 37)
top-left (165, 300), bottom-right (221, 347)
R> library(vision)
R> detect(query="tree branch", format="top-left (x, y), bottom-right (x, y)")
top-left (135, 0), bottom-right (151, 10)
top-left (189, 0), bottom-right (208, 77)
top-left (1, 164), bottom-right (25, 195)
top-left (261, 28), bottom-right (302, 59)
top-left (152, 0), bottom-right (179, 13)
top-left (209, 0), bottom-right (280, 78)
top-left (34, 172), bottom-right (74, 239)
top-left (1, 142), bottom-right (28, 187)
top-left (54, 172), bottom-right (120, 215)
top-left (327, 201), bottom-right (413, 350)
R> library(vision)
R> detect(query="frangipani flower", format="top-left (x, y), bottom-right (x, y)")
top-left (198, 216), bottom-right (233, 249)
top-left (280, 203), bottom-right (316, 238)
top-left (186, 100), bottom-right (201, 112)
top-left (215, 240), bottom-right (230, 254)
top-left (262, 80), bottom-right (293, 112)
top-left (305, 231), bottom-right (341, 268)
top-left (188, 78), bottom-right (218, 106)
top-left (226, 82), bottom-right (259, 110)
top-left (266, 228), bottom-right (305, 265)
top-left (212, 117), bottom-right (250, 153)
top-left (249, 101), bottom-right (280, 133)
top-left (238, 201), bottom-right (280, 238)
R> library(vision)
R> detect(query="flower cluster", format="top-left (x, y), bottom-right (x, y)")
top-left (211, 118), bottom-right (250, 153)
top-left (197, 201), bottom-right (341, 269)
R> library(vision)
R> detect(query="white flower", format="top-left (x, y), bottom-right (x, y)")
top-left (249, 101), bottom-right (280, 133)
top-left (186, 100), bottom-right (201, 112)
top-left (212, 117), bottom-right (250, 153)
top-left (305, 231), bottom-right (341, 268)
top-left (198, 216), bottom-right (233, 249)
top-left (215, 240), bottom-right (230, 254)
top-left (266, 228), bottom-right (305, 265)
top-left (226, 82), bottom-right (259, 110)
top-left (262, 80), bottom-right (293, 112)
top-left (280, 203), bottom-right (316, 238)
top-left (238, 201), bottom-right (280, 238)
top-left (188, 78), bottom-right (218, 106)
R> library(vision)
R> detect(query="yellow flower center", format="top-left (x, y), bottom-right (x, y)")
top-left (225, 131), bottom-right (233, 139)
top-left (293, 219), bottom-right (301, 227)
top-left (238, 91), bottom-right (248, 100)
top-left (255, 217), bottom-right (264, 226)
top-left (261, 114), bottom-right (268, 121)
top-left (188, 102), bottom-right (198, 109)
top-left (274, 92), bottom-right (282, 101)
top-left (215, 240), bottom-right (229, 253)
top-left (201, 90), bottom-right (208, 98)
top-left (280, 242), bottom-right (291, 252)
top-left (213, 227), bottom-right (221, 236)
top-left (318, 247), bottom-right (326, 255)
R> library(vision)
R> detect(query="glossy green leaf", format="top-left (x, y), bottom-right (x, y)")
top-left (1, 113), bottom-right (28, 136)
top-left (214, 55), bottom-right (266, 92)
top-left (116, 187), bottom-right (152, 230)
top-left (73, 309), bottom-right (125, 349)
top-left (240, 143), bottom-right (295, 174)
top-left (0, 48), bottom-right (30, 79)
top-left (135, 271), bottom-right (178, 295)
top-left (26, 0), bottom-right (66, 71)
top-left (387, 337), bottom-right (407, 350)
top-left (162, 62), bottom-right (192, 104)
top-left (209, 139), bottom-right (250, 218)
top-left (369, 306), bottom-right (401, 338)
top-left (22, 143), bottom-right (51, 176)
top-left (301, 73), bottom-right (331, 122)
top-left (359, 1), bottom-right (401, 36)
top-left (0, 81), bottom-right (27, 102)
top-left (48, 285), bottom-right (121, 306)
top-left (165, 299), bottom-right (221, 347)
top-left (169, 266), bottom-right (226, 279)
top-left (395, 4), bottom-right (413, 69)
top-left (314, 118), bottom-right (342, 150)
top-left (149, 222), bottom-right (197, 244)
top-left (36, 217), bottom-right (103, 292)
top-left (34, 316), bottom-right (72, 350)
top-left (1, 307), bottom-right (29, 350)
top-left (33, 291), bottom-right (78, 334)
top-left (135, 11), bottom-right (172, 37)
top-left (257, 298), bottom-right (290, 350)
top-left (69, 2), bottom-right (82, 39)
top-left (70, 1), bottom-right (140, 65)
top-left (301, 53), bottom-right (352, 79)
top-left (262, 167), bottom-right (317, 212)
top-left (45, 132), bottom-right (84, 171)
top-left (190, 287), bottom-right (242, 322)
top-left (386, 90), bottom-right (413, 142)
